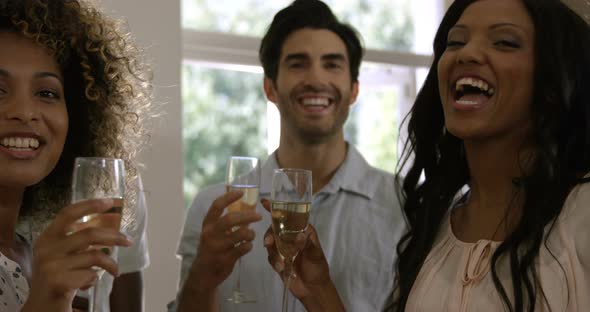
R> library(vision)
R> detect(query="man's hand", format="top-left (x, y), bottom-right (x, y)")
top-left (177, 191), bottom-right (262, 311)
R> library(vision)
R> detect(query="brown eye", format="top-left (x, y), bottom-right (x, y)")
top-left (325, 62), bottom-right (342, 69)
top-left (494, 40), bottom-right (520, 48)
top-left (289, 62), bottom-right (304, 69)
top-left (446, 40), bottom-right (465, 48)
top-left (37, 90), bottom-right (61, 100)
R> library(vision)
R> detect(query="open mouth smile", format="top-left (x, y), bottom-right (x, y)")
top-left (0, 135), bottom-right (44, 159)
top-left (453, 77), bottom-right (496, 108)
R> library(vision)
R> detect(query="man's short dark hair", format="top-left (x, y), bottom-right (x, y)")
top-left (259, 0), bottom-right (364, 83)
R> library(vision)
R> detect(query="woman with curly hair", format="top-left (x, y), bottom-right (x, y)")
top-left (262, 0), bottom-right (590, 311)
top-left (0, 0), bottom-right (152, 311)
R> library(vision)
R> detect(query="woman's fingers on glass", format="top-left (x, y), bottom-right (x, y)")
top-left (263, 227), bottom-right (274, 248)
top-left (60, 227), bottom-right (131, 254)
top-left (294, 232), bottom-right (307, 250)
top-left (37, 251), bottom-right (116, 290)
top-left (267, 249), bottom-right (284, 274)
top-left (302, 225), bottom-right (325, 261)
top-left (260, 198), bottom-right (271, 212)
top-left (47, 249), bottom-right (119, 279)
top-left (47, 199), bottom-right (114, 235)
top-left (69, 249), bottom-right (120, 277)
top-left (53, 249), bottom-right (119, 276)
top-left (203, 191), bottom-right (244, 225)
top-left (42, 270), bottom-right (98, 295)
top-left (78, 274), bottom-right (98, 291)
top-left (263, 227), bottom-right (284, 273)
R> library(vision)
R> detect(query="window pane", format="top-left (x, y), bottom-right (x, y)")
top-left (182, 62), bottom-right (419, 205)
top-left (182, 63), bottom-right (268, 207)
top-left (181, 0), bottom-right (443, 53)
top-left (346, 63), bottom-right (414, 173)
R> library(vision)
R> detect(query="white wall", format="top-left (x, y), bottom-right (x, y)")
top-left (94, 1), bottom-right (184, 311)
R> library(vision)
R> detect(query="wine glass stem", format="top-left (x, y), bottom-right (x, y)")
top-left (234, 258), bottom-right (242, 293)
top-left (282, 276), bottom-right (292, 312)
top-left (281, 259), bottom-right (293, 312)
top-left (89, 283), bottom-right (99, 312)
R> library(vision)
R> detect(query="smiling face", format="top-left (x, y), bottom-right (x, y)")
top-left (0, 32), bottom-right (68, 189)
top-left (437, 0), bottom-right (535, 143)
top-left (264, 28), bottom-right (359, 144)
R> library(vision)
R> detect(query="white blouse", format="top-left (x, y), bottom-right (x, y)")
top-left (406, 179), bottom-right (590, 311)
top-left (0, 252), bottom-right (29, 311)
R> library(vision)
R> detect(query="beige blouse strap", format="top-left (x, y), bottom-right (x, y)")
top-left (560, 175), bottom-right (590, 268)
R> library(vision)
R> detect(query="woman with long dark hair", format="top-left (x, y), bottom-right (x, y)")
top-left (263, 0), bottom-right (590, 311)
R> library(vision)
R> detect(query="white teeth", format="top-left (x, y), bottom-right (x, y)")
top-left (457, 100), bottom-right (479, 105)
top-left (455, 77), bottom-right (495, 96)
top-left (0, 137), bottom-right (40, 149)
top-left (301, 98), bottom-right (329, 107)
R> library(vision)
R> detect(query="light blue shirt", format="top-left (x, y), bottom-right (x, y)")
top-left (171, 145), bottom-right (405, 311)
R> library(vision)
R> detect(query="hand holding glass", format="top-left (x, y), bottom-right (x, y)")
top-left (70, 157), bottom-right (125, 312)
top-left (271, 168), bottom-right (312, 312)
top-left (226, 156), bottom-right (260, 303)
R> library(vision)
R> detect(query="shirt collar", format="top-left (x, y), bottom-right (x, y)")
top-left (259, 144), bottom-right (376, 200)
top-left (259, 152), bottom-right (279, 197)
top-left (319, 144), bottom-right (375, 199)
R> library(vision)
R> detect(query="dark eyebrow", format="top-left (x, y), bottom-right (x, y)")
top-left (284, 53), bottom-right (309, 63)
top-left (489, 22), bottom-right (522, 30)
top-left (322, 53), bottom-right (347, 62)
top-left (0, 69), bottom-right (63, 84)
top-left (450, 24), bottom-right (468, 31)
top-left (284, 52), bottom-right (348, 63)
top-left (34, 71), bottom-right (63, 84)
top-left (452, 22), bottom-right (526, 32)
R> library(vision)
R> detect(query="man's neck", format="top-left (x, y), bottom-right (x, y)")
top-left (276, 133), bottom-right (348, 194)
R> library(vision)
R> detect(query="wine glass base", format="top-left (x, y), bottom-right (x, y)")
top-left (226, 291), bottom-right (257, 303)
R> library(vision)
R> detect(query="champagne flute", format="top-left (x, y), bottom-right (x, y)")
top-left (225, 156), bottom-right (260, 303)
top-left (271, 168), bottom-right (312, 312)
top-left (70, 157), bottom-right (125, 312)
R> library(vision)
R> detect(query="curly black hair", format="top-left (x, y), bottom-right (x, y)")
top-left (0, 0), bottom-right (153, 231)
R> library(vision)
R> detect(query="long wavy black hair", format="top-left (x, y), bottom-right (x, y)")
top-left (392, 0), bottom-right (590, 311)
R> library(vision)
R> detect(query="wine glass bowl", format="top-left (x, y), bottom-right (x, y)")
top-left (270, 168), bottom-right (312, 312)
top-left (271, 201), bottom-right (311, 263)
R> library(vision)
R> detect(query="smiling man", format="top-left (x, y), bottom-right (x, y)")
top-left (171, 1), bottom-right (405, 311)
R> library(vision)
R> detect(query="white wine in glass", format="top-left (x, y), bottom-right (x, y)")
top-left (226, 185), bottom-right (259, 213)
top-left (271, 168), bottom-right (312, 312)
top-left (70, 157), bottom-right (125, 312)
top-left (225, 156), bottom-right (260, 303)
top-left (271, 201), bottom-right (311, 261)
